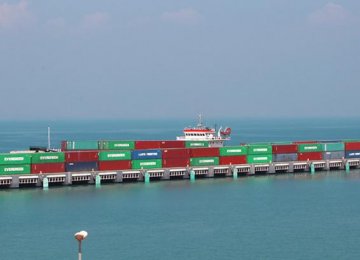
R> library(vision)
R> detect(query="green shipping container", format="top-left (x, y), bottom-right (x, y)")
top-left (31, 152), bottom-right (65, 164)
top-left (99, 141), bottom-right (135, 150)
top-left (99, 151), bottom-right (131, 161)
top-left (185, 141), bottom-right (209, 148)
top-left (298, 143), bottom-right (324, 152)
top-left (190, 157), bottom-right (219, 166)
top-left (132, 159), bottom-right (162, 170)
top-left (0, 164), bottom-right (31, 175)
top-left (247, 154), bottom-right (272, 164)
top-left (247, 145), bottom-right (272, 155)
top-left (0, 153), bottom-right (32, 165)
top-left (66, 141), bottom-right (99, 150)
top-left (323, 142), bottom-right (344, 152)
top-left (219, 146), bottom-right (248, 156)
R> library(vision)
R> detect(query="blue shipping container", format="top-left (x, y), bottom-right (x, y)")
top-left (65, 161), bottom-right (98, 172)
top-left (273, 153), bottom-right (298, 162)
top-left (345, 151), bottom-right (360, 159)
top-left (323, 151), bottom-right (345, 160)
top-left (132, 149), bottom-right (162, 160)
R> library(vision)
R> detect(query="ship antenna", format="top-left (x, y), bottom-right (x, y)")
top-left (47, 126), bottom-right (51, 150)
top-left (197, 113), bottom-right (203, 127)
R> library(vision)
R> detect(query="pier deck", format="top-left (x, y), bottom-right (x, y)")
top-left (0, 159), bottom-right (358, 189)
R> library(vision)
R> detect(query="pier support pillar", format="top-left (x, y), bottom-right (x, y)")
top-left (43, 177), bottom-right (49, 190)
top-left (232, 168), bottom-right (238, 179)
top-left (144, 172), bottom-right (150, 183)
top-left (190, 170), bottom-right (195, 182)
top-left (310, 163), bottom-right (315, 174)
top-left (346, 162), bottom-right (350, 173)
top-left (95, 175), bottom-right (101, 187)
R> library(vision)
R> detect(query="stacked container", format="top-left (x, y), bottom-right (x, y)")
top-left (65, 151), bottom-right (99, 171)
top-left (189, 147), bottom-right (219, 166)
top-left (31, 152), bottom-right (65, 173)
top-left (247, 144), bottom-right (272, 164)
top-left (132, 149), bottom-right (162, 169)
top-left (162, 148), bottom-right (190, 168)
top-left (219, 146), bottom-right (247, 165)
top-left (0, 153), bottom-right (32, 175)
top-left (99, 140), bottom-right (135, 150)
top-left (62, 141), bottom-right (99, 150)
top-left (272, 144), bottom-right (298, 162)
top-left (345, 141), bottom-right (360, 159)
top-left (98, 150), bottom-right (132, 171)
top-left (297, 143), bottom-right (323, 161)
top-left (185, 141), bottom-right (209, 148)
top-left (322, 142), bottom-right (345, 160)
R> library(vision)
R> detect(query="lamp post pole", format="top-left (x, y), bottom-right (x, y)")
top-left (74, 231), bottom-right (88, 260)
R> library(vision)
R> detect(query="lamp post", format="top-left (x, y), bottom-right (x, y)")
top-left (74, 231), bottom-right (88, 260)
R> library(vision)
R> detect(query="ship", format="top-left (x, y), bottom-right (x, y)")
top-left (1, 116), bottom-right (360, 189)
top-left (176, 114), bottom-right (231, 147)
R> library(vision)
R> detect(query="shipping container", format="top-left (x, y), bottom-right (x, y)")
top-left (297, 144), bottom-right (324, 153)
top-left (323, 151), bottom-right (345, 160)
top-left (98, 151), bottom-right (131, 161)
top-left (0, 164), bottom-right (31, 175)
top-left (162, 148), bottom-right (190, 159)
top-left (272, 144), bottom-right (298, 154)
top-left (247, 145), bottom-right (272, 155)
top-left (99, 140), bottom-right (135, 150)
top-left (65, 161), bottom-right (98, 172)
top-left (160, 141), bottom-right (185, 149)
top-left (132, 159), bottom-right (162, 170)
top-left (0, 153), bottom-right (32, 165)
top-left (132, 149), bottom-right (162, 160)
top-left (219, 146), bottom-right (247, 156)
top-left (185, 141), bottom-right (209, 148)
top-left (162, 158), bottom-right (190, 168)
top-left (135, 141), bottom-right (161, 150)
top-left (345, 150), bottom-right (360, 159)
top-left (297, 152), bottom-right (323, 161)
top-left (31, 152), bottom-right (65, 164)
top-left (65, 151), bottom-right (99, 163)
top-left (190, 157), bottom-right (219, 166)
top-left (247, 154), bottom-right (272, 164)
top-left (190, 147), bottom-right (219, 158)
top-left (273, 153), bottom-right (298, 162)
top-left (98, 160), bottom-right (132, 171)
top-left (323, 142), bottom-right (344, 152)
top-left (31, 163), bottom-right (65, 174)
top-left (345, 142), bottom-right (360, 151)
top-left (64, 141), bottom-right (99, 150)
top-left (219, 156), bottom-right (246, 165)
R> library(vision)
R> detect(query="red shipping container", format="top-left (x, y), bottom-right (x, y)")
top-left (345, 142), bottom-right (360, 151)
top-left (65, 151), bottom-right (99, 163)
top-left (31, 163), bottom-right (65, 174)
top-left (61, 141), bottom-right (67, 151)
top-left (190, 147), bottom-right (220, 158)
top-left (297, 152), bottom-right (323, 161)
top-left (219, 156), bottom-right (247, 165)
top-left (293, 141), bottom-right (318, 144)
top-left (163, 158), bottom-right (190, 168)
top-left (272, 144), bottom-right (298, 154)
top-left (135, 141), bottom-right (161, 149)
top-left (160, 141), bottom-right (185, 149)
top-left (98, 160), bottom-right (132, 171)
top-left (162, 148), bottom-right (190, 159)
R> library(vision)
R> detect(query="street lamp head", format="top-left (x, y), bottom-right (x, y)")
top-left (74, 231), bottom-right (88, 241)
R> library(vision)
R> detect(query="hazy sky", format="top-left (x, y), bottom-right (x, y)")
top-left (0, 0), bottom-right (359, 119)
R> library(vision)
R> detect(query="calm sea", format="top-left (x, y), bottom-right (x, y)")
top-left (1, 118), bottom-right (360, 260)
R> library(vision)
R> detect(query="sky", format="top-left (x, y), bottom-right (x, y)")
top-left (0, 0), bottom-right (359, 120)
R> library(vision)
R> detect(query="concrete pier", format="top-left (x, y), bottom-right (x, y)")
top-left (0, 159), bottom-right (359, 189)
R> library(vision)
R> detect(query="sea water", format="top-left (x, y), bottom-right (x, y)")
top-left (1, 118), bottom-right (360, 259)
